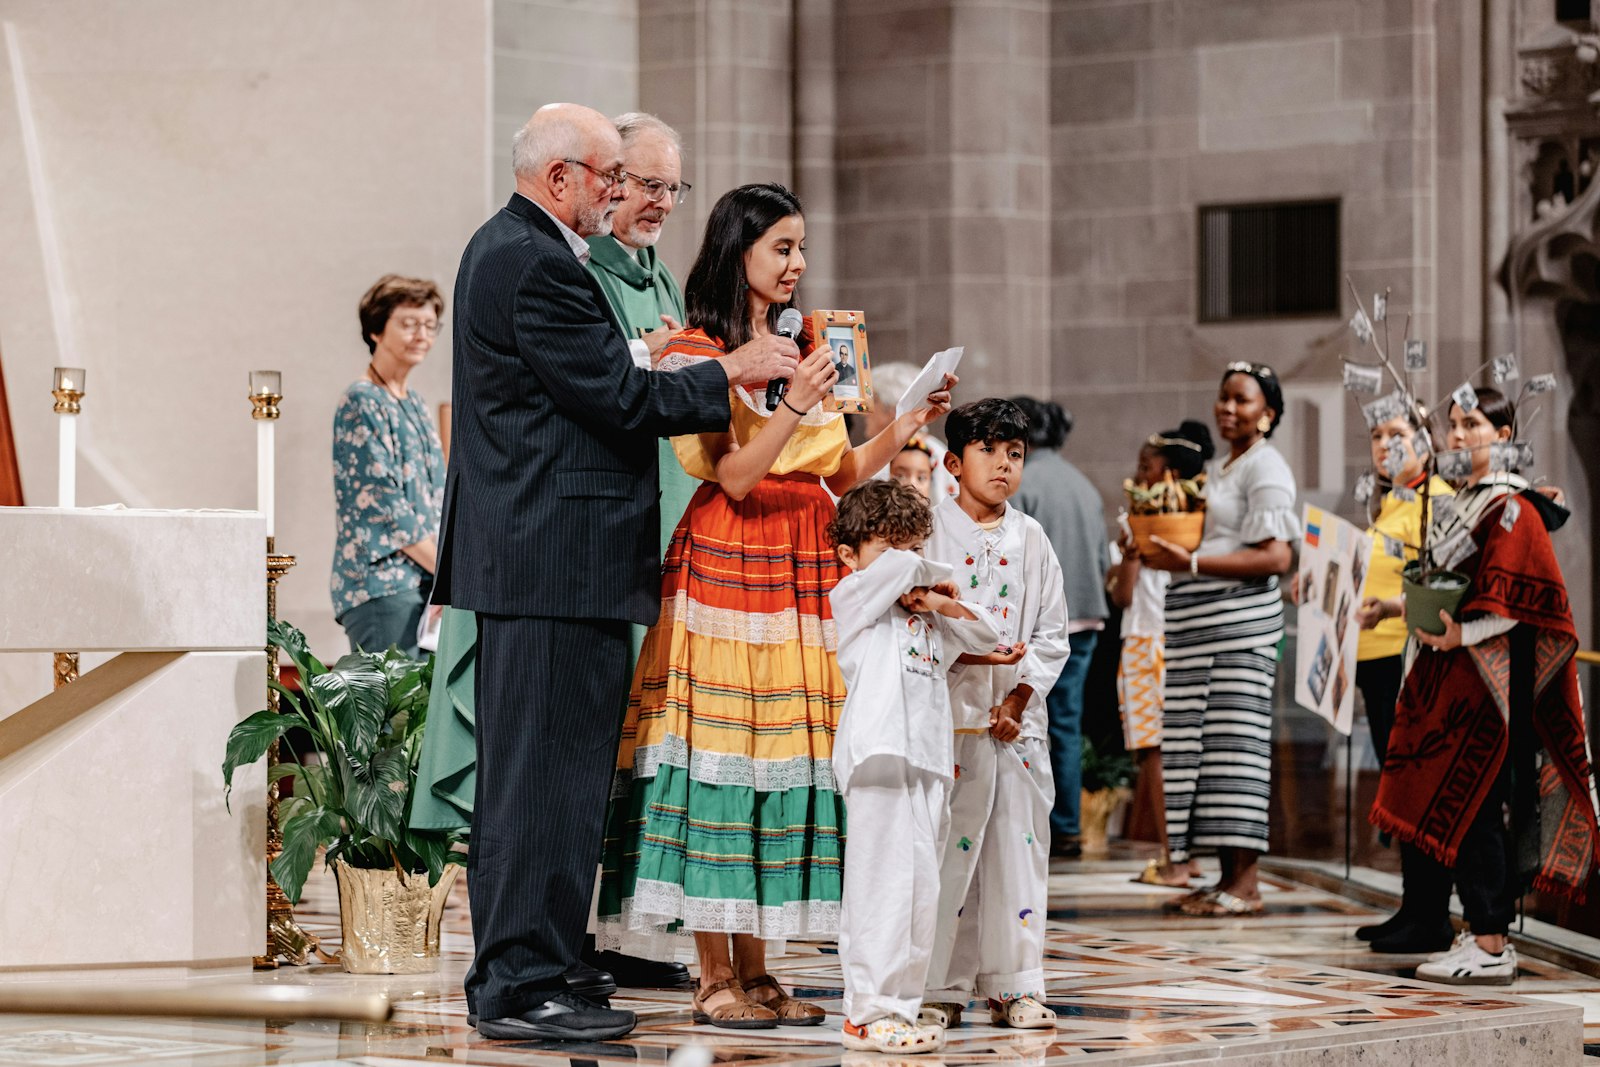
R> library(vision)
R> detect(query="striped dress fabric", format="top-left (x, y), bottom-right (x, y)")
top-left (1159, 576), bottom-right (1284, 861)
top-left (598, 329), bottom-right (850, 955)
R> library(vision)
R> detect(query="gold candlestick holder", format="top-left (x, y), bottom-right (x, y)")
top-left (247, 368), bottom-right (325, 969)
top-left (52, 652), bottom-right (79, 689)
top-left (52, 368), bottom-right (85, 687)
top-left (254, 537), bottom-right (325, 969)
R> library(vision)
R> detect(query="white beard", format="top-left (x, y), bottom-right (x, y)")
top-left (619, 220), bottom-right (663, 248)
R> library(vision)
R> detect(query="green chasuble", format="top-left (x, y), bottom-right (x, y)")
top-left (585, 235), bottom-right (697, 551)
top-left (409, 238), bottom-right (700, 834)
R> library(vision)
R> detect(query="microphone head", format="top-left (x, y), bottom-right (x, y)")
top-left (776, 308), bottom-right (805, 338)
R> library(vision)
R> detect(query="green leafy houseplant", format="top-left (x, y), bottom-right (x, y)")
top-left (222, 619), bottom-right (463, 903)
top-left (1080, 736), bottom-right (1135, 794)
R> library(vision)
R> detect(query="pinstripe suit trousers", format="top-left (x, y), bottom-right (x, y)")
top-left (467, 612), bottom-right (631, 1020)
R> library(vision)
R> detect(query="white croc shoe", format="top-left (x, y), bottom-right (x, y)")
top-left (988, 995), bottom-right (1056, 1029)
top-left (842, 1015), bottom-right (945, 1053)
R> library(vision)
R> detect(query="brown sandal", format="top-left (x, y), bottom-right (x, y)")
top-left (692, 978), bottom-right (778, 1029)
top-left (742, 974), bottom-right (825, 1026)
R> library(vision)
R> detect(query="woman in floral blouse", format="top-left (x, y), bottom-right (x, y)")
top-left (331, 274), bottom-right (446, 656)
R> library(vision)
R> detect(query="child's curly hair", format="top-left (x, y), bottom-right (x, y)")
top-left (827, 479), bottom-right (933, 553)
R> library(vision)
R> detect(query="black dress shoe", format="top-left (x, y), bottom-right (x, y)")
top-left (1050, 837), bottom-right (1083, 859)
top-left (586, 948), bottom-right (694, 990)
top-left (565, 959), bottom-right (619, 1000)
top-left (476, 992), bottom-right (636, 1041)
top-left (1370, 919), bottom-right (1456, 955)
top-left (1355, 909), bottom-right (1407, 942)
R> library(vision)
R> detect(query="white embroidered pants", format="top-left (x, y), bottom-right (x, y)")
top-left (840, 756), bottom-right (949, 1024)
top-left (925, 733), bottom-right (1053, 1003)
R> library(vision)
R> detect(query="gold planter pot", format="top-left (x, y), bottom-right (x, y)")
top-left (332, 860), bottom-right (461, 974)
top-left (1079, 786), bottom-right (1132, 854)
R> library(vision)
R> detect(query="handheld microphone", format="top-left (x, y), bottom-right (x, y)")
top-left (764, 308), bottom-right (807, 412)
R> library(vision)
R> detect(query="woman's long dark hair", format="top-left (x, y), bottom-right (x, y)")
top-left (1470, 386), bottom-right (1515, 433)
top-left (683, 183), bottom-right (804, 352)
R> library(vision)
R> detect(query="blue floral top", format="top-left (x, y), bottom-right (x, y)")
top-left (330, 380), bottom-right (445, 618)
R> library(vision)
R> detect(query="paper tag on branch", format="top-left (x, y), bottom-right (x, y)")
top-left (1393, 486), bottom-right (1417, 502)
top-left (1525, 373), bottom-right (1558, 395)
top-left (1490, 352), bottom-right (1520, 384)
top-left (1349, 309), bottom-right (1374, 344)
top-left (1412, 431), bottom-right (1432, 458)
top-left (1342, 362), bottom-right (1384, 395)
top-left (1501, 497), bottom-right (1521, 532)
top-left (1436, 448), bottom-right (1474, 481)
top-left (1362, 390), bottom-right (1408, 428)
top-left (1381, 533), bottom-right (1406, 560)
top-left (1436, 528), bottom-right (1476, 570)
top-left (1353, 471), bottom-right (1376, 504)
top-left (1517, 441), bottom-right (1535, 469)
top-left (1383, 441), bottom-right (1408, 479)
top-left (1451, 382), bottom-right (1479, 412)
top-left (1373, 293), bottom-right (1388, 322)
top-left (1430, 496), bottom-right (1457, 525)
top-left (1488, 441), bottom-right (1521, 473)
top-left (1404, 339), bottom-right (1427, 371)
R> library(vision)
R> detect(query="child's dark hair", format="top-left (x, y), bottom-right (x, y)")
top-left (827, 479), bottom-right (933, 553)
top-left (1150, 419), bottom-right (1215, 479)
top-left (900, 435), bottom-right (933, 458)
top-left (945, 398), bottom-right (1031, 458)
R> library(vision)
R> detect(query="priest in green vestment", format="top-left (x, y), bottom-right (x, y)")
top-left (412, 114), bottom-right (697, 837)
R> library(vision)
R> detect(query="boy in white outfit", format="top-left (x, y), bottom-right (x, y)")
top-left (921, 398), bottom-right (1071, 1031)
top-left (827, 480), bottom-right (1001, 1054)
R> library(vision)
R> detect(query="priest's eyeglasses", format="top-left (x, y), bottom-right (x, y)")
top-left (624, 171), bottom-right (692, 204)
top-left (562, 159), bottom-right (628, 189)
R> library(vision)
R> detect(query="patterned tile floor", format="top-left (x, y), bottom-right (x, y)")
top-left (0, 849), bottom-right (1596, 1064)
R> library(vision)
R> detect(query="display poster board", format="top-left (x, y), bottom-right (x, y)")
top-left (1293, 504), bottom-right (1371, 735)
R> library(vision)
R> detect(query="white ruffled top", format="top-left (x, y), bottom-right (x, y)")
top-left (1187, 441), bottom-right (1299, 583)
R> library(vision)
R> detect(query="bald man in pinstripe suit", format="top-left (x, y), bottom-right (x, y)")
top-left (435, 103), bottom-right (799, 1042)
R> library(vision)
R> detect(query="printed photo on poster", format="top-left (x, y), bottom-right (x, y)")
top-left (1294, 504), bottom-right (1372, 735)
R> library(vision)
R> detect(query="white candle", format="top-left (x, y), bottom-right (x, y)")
top-left (57, 412), bottom-right (75, 508)
top-left (257, 418), bottom-right (274, 538)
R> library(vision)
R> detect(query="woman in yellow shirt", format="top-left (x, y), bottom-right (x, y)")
top-left (1352, 412), bottom-right (1455, 954)
top-left (597, 183), bottom-right (955, 1028)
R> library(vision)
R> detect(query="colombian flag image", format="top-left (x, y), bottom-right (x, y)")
top-left (1305, 507), bottom-right (1322, 548)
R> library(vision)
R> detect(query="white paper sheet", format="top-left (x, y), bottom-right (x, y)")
top-left (896, 346), bottom-right (965, 418)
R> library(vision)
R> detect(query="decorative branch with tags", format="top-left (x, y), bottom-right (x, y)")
top-left (1338, 277), bottom-right (1556, 635)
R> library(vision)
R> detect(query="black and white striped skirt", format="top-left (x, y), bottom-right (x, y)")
top-left (1159, 576), bottom-right (1284, 860)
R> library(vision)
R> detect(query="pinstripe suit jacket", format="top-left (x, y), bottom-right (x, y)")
top-left (434, 194), bottom-right (731, 625)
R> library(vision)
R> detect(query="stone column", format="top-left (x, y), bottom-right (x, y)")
top-left (639, 0), bottom-right (797, 280)
top-left (832, 0), bottom-right (1051, 393)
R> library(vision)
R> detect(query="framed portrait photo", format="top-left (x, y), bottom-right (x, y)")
top-left (811, 309), bottom-right (873, 413)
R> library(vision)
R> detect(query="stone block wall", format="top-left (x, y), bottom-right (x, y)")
top-left (1049, 0), bottom-right (1438, 505)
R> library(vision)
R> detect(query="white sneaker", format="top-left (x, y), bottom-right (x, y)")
top-left (1415, 934), bottom-right (1517, 985)
top-left (1424, 930), bottom-right (1473, 963)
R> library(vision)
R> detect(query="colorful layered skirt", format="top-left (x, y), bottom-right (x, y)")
top-left (598, 473), bottom-right (847, 955)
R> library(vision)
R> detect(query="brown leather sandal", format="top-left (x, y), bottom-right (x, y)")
top-left (742, 974), bottom-right (825, 1026)
top-left (692, 978), bottom-right (778, 1029)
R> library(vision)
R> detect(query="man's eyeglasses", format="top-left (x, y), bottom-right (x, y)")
top-left (623, 171), bottom-right (692, 205)
top-left (562, 159), bottom-right (628, 189)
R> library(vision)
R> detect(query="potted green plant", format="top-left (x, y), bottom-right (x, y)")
top-left (222, 619), bottom-right (464, 974)
top-left (1079, 736), bottom-right (1135, 854)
